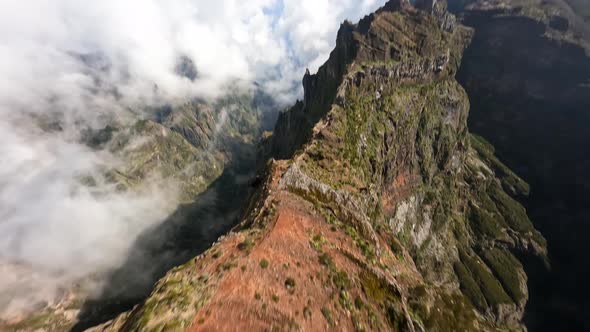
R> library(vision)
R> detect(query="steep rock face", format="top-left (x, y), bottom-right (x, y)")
top-left (91, 2), bottom-right (545, 331)
top-left (453, 0), bottom-right (590, 330)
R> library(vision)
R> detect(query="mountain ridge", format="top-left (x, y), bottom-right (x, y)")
top-left (83, 1), bottom-right (546, 331)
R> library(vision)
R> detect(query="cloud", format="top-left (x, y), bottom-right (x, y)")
top-left (0, 0), bottom-right (384, 113)
top-left (0, 0), bottom-right (385, 318)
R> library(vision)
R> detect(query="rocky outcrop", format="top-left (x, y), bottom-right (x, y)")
top-left (87, 1), bottom-right (546, 331)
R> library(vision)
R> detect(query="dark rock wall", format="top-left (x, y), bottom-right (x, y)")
top-left (457, 4), bottom-right (590, 331)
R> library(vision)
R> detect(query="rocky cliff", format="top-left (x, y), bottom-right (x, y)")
top-left (452, 0), bottom-right (590, 330)
top-left (84, 2), bottom-right (546, 331)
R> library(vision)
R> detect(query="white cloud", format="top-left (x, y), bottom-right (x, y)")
top-left (0, 0), bottom-right (386, 318)
top-left (0, 0), bottom-right (384, 111)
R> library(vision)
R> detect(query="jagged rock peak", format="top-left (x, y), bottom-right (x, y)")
top-left (379, 0), bottom-right (448, 12)
top-left (381, 0), bottom-right (411, 11)
top-left (414, 0), bottom-right (441, 11)
top-left (270, 0), bottom-right (468, 160)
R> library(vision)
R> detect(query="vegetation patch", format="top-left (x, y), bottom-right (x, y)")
top-left (481, 248), bottom-right (525, 302)
top-left (310, 233), bottom-right (327, 251)
top-left (339, 290), bottom-right (354, 311)
top-left (468, 203), bottom-right (503, 238)
top-left (360, 271), bottom-right (400, 304)
top-left (237, 237), bottom-right (255, 252)
top-left (125, 269), bottom-right (211, 332)
top-left (458, 250), bottom-right (512, 307)
top-left (354, 296), bottom-right (365, 310)
top-left (413, 291), bottom-right (481, 332)
top-left (319, 252), bottom-right (334, 268)
top-left (321, 307), bottom-right (335, 326)
top-left (285, 277), bottom-right (296, 290)
top-left (454, 260), bottom-right (487, 310)
top-left (333, 270), bottom-right (351, 290)
top-left (470, 134), bottom-right (530, 196)
top-left (344, 225), bottom-right (376, 262)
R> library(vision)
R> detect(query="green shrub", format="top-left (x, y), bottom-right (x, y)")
top-left (321, 307), bottom-right (334, 326)
top-left (361, 271), bottom-right (399, 303)
top-left (237, 238), bottom-right (254, 251)
top-left (333, 271), bottom-right (351, 290)
top-left (354, 297), bottom-right (365, 309)
top-left (319, 253), bottom-right (334, 268)
top-left (285, 278), bottom-right (296, 289)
